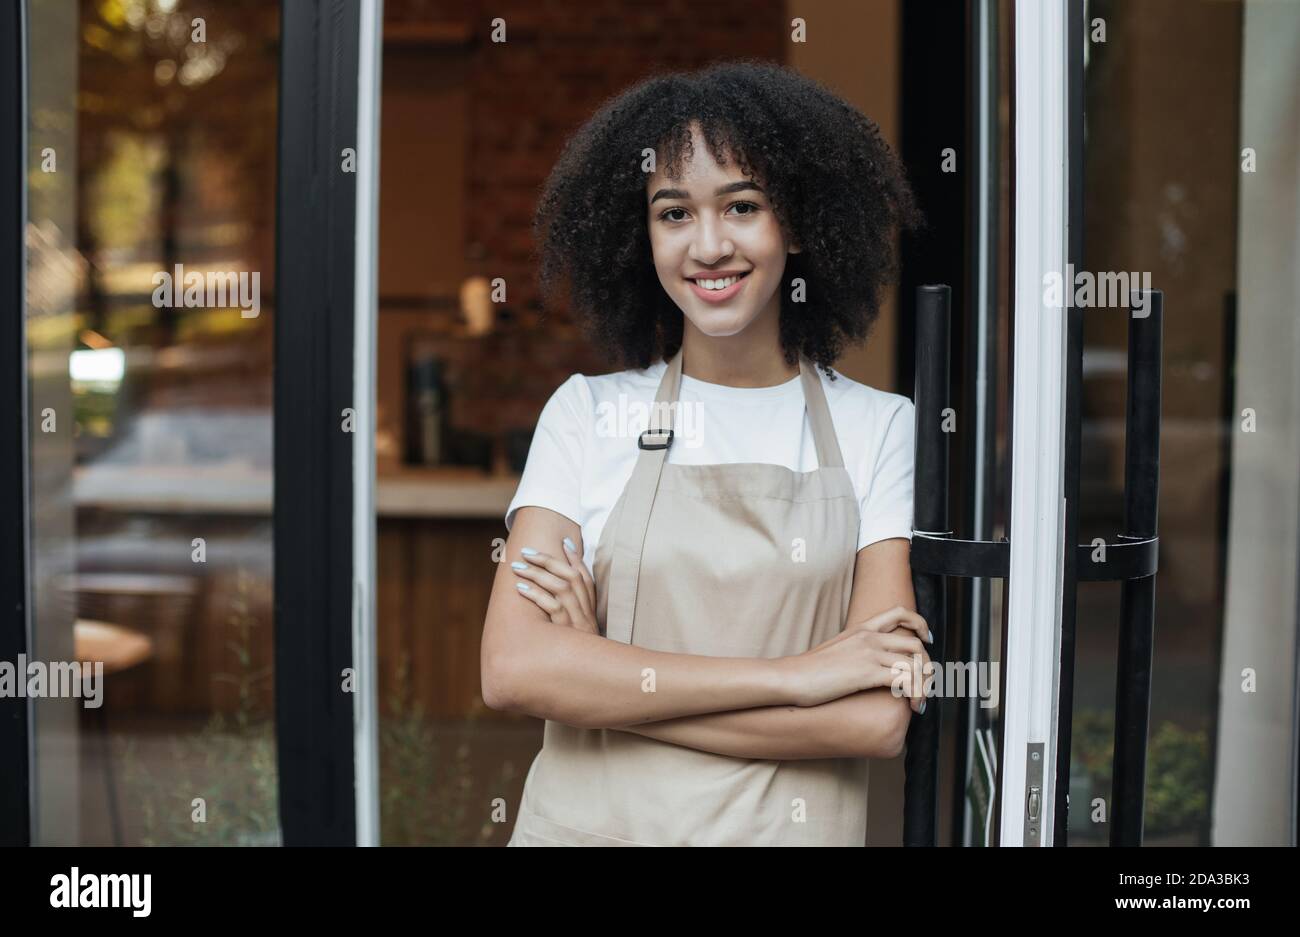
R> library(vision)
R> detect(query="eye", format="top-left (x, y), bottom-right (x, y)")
top-left (657, 200), bottom-right (761, 224)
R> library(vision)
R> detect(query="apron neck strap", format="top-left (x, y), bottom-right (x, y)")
top-left (653, 347), bottom-right (845, 469)
top-left (797, 355), bottom-right (846, 469)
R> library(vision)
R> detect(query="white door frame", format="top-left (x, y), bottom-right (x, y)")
top-left (352, 0), bottom-right (384, 848)
top-left (1000, 0), bottom-right (1070, 847)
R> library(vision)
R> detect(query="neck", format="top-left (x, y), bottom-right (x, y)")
top-left (677, 307), bottom-right (798, 388)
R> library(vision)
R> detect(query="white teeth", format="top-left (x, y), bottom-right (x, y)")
top-left (697, 275), bottom-right (741, 290)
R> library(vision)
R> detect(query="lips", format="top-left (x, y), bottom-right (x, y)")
top-left (685, 269), bottom-right (750, 281)
top-left (685, 270), bottom-right (751, 303)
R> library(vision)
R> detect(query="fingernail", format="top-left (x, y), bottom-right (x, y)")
top-left (521, 547), bottom-right (538, 556)
top-left (926, 630), bottom-right (935, 644)
top-left (919, 699), bottom-right (927, 715)
top-left (510, 561), bottom-right (528, 570)
top-left (516, 582), bottom-right (529, 592)
top-left (563, 537), bottom-right (576, 553)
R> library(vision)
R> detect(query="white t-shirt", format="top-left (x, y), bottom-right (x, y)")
top-left (504, 359), bottom-right (916, 574)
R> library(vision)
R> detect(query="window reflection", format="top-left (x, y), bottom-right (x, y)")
top-left (27, 0), bottom-right (280, 845)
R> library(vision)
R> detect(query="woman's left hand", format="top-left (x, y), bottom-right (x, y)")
top-left (510, 537), bottom-right (600, 635)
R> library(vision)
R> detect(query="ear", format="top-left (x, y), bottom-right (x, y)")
top-left (788, 242), bottom-right (803, 255)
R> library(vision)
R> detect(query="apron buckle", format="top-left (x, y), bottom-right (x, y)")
top-left (638, 428), bottom-right (674, 450)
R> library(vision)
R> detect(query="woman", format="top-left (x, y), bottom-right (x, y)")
top-left (481, 60), bottom-right (933, 846)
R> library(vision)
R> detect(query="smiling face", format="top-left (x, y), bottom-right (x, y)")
top-left (646, 123), bottom-right (799, 341)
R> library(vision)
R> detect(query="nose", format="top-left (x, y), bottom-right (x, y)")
top-left (687, 213), bottom-right (734, 265)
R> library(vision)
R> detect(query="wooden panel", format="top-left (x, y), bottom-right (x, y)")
top-left (378, 517), bottom-right (501, 719)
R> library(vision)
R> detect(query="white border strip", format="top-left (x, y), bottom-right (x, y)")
top-left (352, 0), bottom-right (383, 848)
top-left (1003, 0), bottom-right (1069, 847)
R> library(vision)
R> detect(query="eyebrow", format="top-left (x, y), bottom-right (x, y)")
top-left (649, 180), bottom-right (764, 204)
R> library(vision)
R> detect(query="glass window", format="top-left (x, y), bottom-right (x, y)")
top-left (26, 0), bottom-right (281, 845)
top-left (1074, 0), bottom-right (1299, 845)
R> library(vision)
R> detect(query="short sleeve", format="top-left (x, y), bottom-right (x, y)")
top-left (857, 397), bottom-right (916, 550)
top-left (504, 374), bottom-right (590, 532)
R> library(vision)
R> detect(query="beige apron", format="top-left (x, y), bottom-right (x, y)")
top-left (508, 347), bottom-right (867, 846)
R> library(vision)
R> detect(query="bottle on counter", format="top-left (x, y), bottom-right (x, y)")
top-left (407, 354), bottom-right (446, 466)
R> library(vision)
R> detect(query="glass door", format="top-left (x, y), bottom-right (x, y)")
top-left (4, 0), bottom-right (381, 846)
top-left (985, 0), bottom-right (1300, 847)
top-left (17, 0), bottom-right (284, 846)
top-left (1073, 0), bottom-right (1300, 846)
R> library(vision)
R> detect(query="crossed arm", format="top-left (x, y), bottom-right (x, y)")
top-left (480, 506), bottom-right (919, 760)
top-left (610, 539), bottom-right (918, 760)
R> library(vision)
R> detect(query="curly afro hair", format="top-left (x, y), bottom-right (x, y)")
top-left (532, 59), bottom-right (921, 377)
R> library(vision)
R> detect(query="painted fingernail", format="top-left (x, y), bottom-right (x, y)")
top-left (521, 547), bottom-right (539, 556)
top-left (563, 537), bottom-right (576, 553)
top-left (511, 561), bottom-right (528, 570)
top-left (516, 582), bottom-right (530, 592)
top-left (919, 699), bottom-right (927, 715)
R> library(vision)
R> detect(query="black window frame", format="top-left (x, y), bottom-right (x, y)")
top-left (0, 0), bottom-right (30, 849)
top-left (273, 0), bottom-right (362, 846)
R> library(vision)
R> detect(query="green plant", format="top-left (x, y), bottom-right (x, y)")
top-left (1070, 707), bottom-right (1210, 838)
top-left (1144, 720), bottom-right (1211, 834)
top-left (379, 650), bottom-right (518, 845)
top-left (118, 566), bottom-right (279, 845)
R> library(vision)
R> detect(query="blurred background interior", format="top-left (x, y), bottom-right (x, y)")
top-left (22, 0), bottom-right (1299, 845)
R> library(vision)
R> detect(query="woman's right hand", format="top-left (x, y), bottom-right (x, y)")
top-left (782, 616), bottom-right (933, 712)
